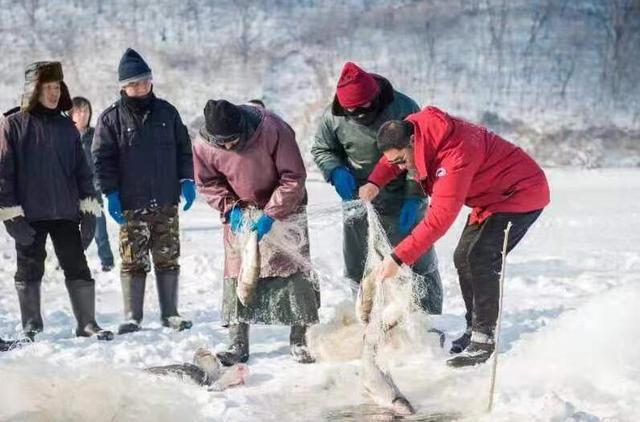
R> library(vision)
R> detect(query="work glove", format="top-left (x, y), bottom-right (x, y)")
top-left (181, 180), bottom-right (196, 211)
top-left (398, 198), bottom-right (422, 236)
top-left (227, 207), bottom-right (245, 233)
top-left (3, 216), bottom-right (35, 246)
top-left (80, 212), bottom-right (97, 250)
top-left (330, 166), bottom-right (356, 201)
top-left (252, 214), bottom-right (274, 241)
top-left (106, 191), bottom-right (125, 225)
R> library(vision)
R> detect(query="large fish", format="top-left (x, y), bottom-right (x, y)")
top-left (358, 284), bottom-right (415, 416)
top-left (361, 323), bottom-right (415, 416)
top-left (145, 348), bottom-right (249, 391)
top-left (236, 230), bottom-right (261, 306)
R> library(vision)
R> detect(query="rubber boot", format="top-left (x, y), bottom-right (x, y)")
top-left (216, 323), bottom-right (249, 367)
top-left (290, 325), bottom-right (315, 364)
top-left (15, 280), bottom-right (44, 340)
top-left (156, 269), bottom-right (192, 331)
top-left (449, 327), bottom-right (472, 354)
top-left (65, 279), bottom-right (114, 341)
top-left (118, 272), bottom-right (146, 334)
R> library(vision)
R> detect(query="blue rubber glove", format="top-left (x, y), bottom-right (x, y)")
top-left (106, 191), bottom-right (125, 225)
top-left (330, 166), bottom-right (356, 201)
top-left (227, 207), bottom-right (245, 233)
top-left (252, 214), bottom-right (275, 241)
top-left (398, 198), bottom-right (422, 236)
top-left (181, 180), bottom-right (196, 211)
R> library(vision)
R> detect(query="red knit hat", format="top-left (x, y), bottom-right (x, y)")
top-left (335, 62), bottom-right (380, 108)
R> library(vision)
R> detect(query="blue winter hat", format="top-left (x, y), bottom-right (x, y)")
top-left (118, 48), bottom-right (152, 85)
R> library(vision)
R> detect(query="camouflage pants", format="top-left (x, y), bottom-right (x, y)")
top-left (120, 205), bottom-right (180, 274)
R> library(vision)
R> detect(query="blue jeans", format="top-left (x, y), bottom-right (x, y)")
top-left (94, 213), bottom-right (114, 267)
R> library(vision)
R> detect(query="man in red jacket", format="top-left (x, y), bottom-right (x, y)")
top-left (359, 106), bottom-right (550, 367)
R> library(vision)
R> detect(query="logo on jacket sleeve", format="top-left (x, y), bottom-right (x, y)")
top-left (436, 167), bottom-right (447, 178)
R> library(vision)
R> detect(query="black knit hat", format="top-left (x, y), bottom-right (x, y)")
top-left (203, 100), bottom-right (243, 138)
top-left (118, 48), bottom-right (152, 85)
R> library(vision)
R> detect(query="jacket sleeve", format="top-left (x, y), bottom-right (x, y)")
top-left (0, 117), bottom-right (23, 220)
top-left (174, 111), bottom-right (194, 180)
top-left (263, 124), bottom-right (306, 219)
top-left (394, 149), bottom-right (481, 265)
top-left (74, 133), bottom-right (96, 200)
top-left (367, 155), bottom-right (404, 188)
top-left (193, 143), bottom-right (238, 220)
top-left (310, 113), bottom-right (346, 181)
top-left (92, 112), bottom-right (120, 195)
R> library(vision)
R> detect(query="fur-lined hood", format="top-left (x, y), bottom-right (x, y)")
top-left (20, 61), bottom-right (72, 113)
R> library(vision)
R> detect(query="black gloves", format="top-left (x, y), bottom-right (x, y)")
top-left (4, 216), bottom-right (36, 246)
top-left (80, 213), bottom-right (96, 250)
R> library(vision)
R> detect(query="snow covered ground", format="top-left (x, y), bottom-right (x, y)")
top-left (0, 168), bottom-right (639, 421)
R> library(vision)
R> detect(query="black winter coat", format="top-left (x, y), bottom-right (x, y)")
top-left (0, 108), bottom-right (95, 221)
top-left (80, 127), bottom-right (101, 193)
top-left (92, 97), bottom-right (193, 211)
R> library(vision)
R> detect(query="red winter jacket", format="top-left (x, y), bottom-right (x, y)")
top-left (368, 107), bottom-right (550, 265)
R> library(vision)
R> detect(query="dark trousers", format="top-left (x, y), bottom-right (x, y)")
top-left (453, 209), bottom-right (543, 335)
top-left (94, 213), bottom-right (114, 267)
top-left (15, 220), bottom-right (92, 282)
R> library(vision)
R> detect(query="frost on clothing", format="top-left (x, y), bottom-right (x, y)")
top-left (368, 106), bottom-right (550, 265)
top-left (0, 109), bottom-right (95, 222)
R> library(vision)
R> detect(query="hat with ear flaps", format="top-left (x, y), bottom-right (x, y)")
top-left (20, 61), bottom-right (73, 113)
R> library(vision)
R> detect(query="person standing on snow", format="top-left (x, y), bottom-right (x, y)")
top-left (0, 61), bottom-right (113, 341)
top-left (93, 48), bottom-right (196, 335)
top-left (311, 61), bottom-right (443, 315)
top-left (70, 96), bottom-right (115, 272)
top-left (193, 99), bottom-right (319, 366)
top-left (360, 107), bottom-right (550, 367)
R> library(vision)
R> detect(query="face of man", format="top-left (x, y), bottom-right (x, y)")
top-left (38, 81), bottom-right (61, 109)
top-left (383, 143), bottom-right (415, 171)
top-left (71, 105), bottom-right (90, 131)
top-left (122, 78), bottom-right (152, 98)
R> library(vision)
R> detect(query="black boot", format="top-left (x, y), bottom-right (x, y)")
top-left (449, 328), bottom-right (472, 354)
top-left (0, 337), bottom-right (22, 352)
top-left (118, 272), bottom-right (146, 335)
top-left (15, 280), bottom-right (44, 340)
top-left (290, 325), bottom-right (315, 363)
top-left (447, 332), bottom-right (495, 367)
top-left (66, 279), bottom-right (114, 341)
top-left (156, 269), bottom-right (192, 331)
top-left (216, 323), bottom-right (249, 367)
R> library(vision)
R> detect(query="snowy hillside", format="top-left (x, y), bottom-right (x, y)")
top-left (0, 0), bottom-right (639, 166)
top-left (1, 168), bottom-right (639, 421)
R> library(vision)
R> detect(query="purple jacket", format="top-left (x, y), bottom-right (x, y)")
top-left (193, 109), bottom-right (306, 221)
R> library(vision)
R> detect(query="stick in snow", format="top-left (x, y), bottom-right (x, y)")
top-left (487, 221), bottom-right (512, 413)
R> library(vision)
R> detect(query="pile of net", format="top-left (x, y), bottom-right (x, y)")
top-left (308, 201), bottom-right (435, 416)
